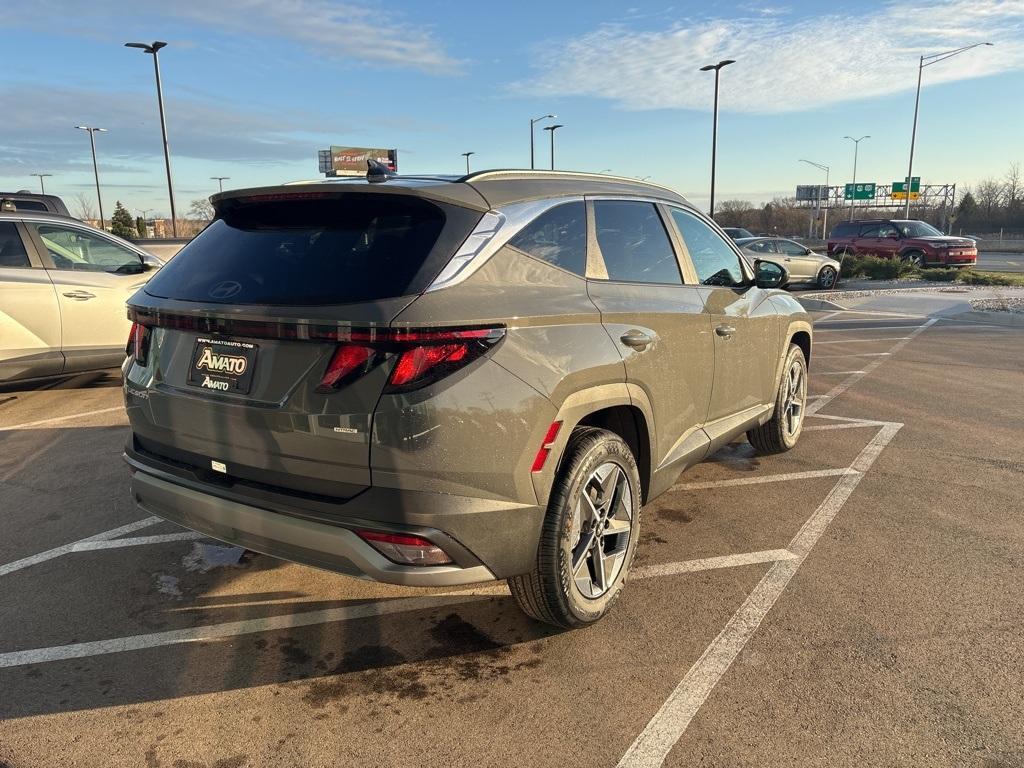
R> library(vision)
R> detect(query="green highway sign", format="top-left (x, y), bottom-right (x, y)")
top-left (892, 176), bottom-right (921, 193)
top-left (844, 182), bottom-right (876, 201)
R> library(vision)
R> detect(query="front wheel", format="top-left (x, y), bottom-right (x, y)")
top-left (748, 343), bottom-right (808, 454)
top-left (509, 427), bottom-right (641, 629)
top-left (817, 265), bottom-right (839, 289)
top-left (903, 250), bottom-right (925, 267)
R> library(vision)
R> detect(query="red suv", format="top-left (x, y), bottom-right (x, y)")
top-left (827, 219), bottom-right (977, 267)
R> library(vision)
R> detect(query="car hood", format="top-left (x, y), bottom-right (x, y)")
top-left (911, 236), bottom-right (975, 247)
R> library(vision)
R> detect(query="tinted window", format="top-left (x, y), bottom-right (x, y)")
top-left (744, 239), bottom-right (776, 254)
top-left (145, 195), bottom-right (452, 305)
top-left (8, 199), bottom-right (48, 212)
top-left (36, 224), bottom-right (143, 273)
top-left (507, 201), bottom-right (586, 276)
top-left (858, 223), bottom-right (882, 238)
top-left (593, 201), bottom-right (680, 284)
top-left (0, 222), bottom-right (30, 268)
top-left (777, 240), bottom-right (807, 256)
top-left (670, 208), bottom-right (746, 287)
top-left (830, 222), bottom-right (857, 238)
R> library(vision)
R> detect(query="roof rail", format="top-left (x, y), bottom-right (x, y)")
top-left (457, 169), bottom-right (680, 195)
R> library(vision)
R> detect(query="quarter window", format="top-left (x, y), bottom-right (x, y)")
top-left (744, 240), bottom-right (776, 254)
top-left (670, 209), bottom-right (746, 287)
top-left (0, 223), bottom-right (30, 268)
top-left (593, 201), bottom-right (681, 284)
top-left (507, 201), bottom-right (587, 276)
top-left (35, 225), bottom-right (143, 273)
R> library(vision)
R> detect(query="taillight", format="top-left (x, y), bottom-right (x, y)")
top-left (316, 326), bottom-right (504, 395)
top-left (126, 322), bottom-right (150, 365)
top-left (355, 529), bottom-right (453, 566)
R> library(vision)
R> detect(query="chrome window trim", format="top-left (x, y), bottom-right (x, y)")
top-left (425, 196), bottom-right (584, 292)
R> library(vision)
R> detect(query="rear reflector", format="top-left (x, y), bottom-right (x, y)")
top-left (355, 530), bottom-right (453, 566)
top-left (531, 420), bottom-right (563, 473)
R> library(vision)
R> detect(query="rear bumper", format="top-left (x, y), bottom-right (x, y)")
top-left (125, 449), bottom-right (545, 586)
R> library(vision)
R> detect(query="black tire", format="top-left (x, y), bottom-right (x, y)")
top-left (747, 343), bottom-right (808, 454)
top-left (817, 265), bottom-right (839, 289)
top-left (509, 427), bottom-right (642, 629)
top-left (903, 250), bottom-right (925, 267)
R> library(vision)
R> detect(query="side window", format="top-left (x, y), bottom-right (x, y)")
top-left (878, 223), bottom-right (899, 238)
top-left (35, 225), bottom-right (143, 274)
top-left (593, 201), bottom-right (681, 284)
top-left (745, 240), bottom-right (776, 254)
top-left (9, 200), bottom-right (48, 212)
top-left (670, 208), bottom-right (746, 287)
top-left (858, 224), bottom-right (882, 238)
top-left (777, 240), bottom-right (807, 256)
top-left (0, 223), bottom-right (31, 268)
top-left (506, 201), bottom-right (587, 276)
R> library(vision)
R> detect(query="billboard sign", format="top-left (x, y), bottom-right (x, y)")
top-left (796, 185), bottom-right (830, 202)
top-left (318, 146), bottom-right (398, 176)
top-left (844, 182), bottom-right (876, 201)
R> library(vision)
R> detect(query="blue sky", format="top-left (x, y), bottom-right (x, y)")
top-left (1, 0), bottom-right (1022, 217)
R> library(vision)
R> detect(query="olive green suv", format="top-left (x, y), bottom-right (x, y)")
top-left (122, 169), bottom-right (811, 628)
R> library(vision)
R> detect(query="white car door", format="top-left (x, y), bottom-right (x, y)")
top-left (29, 222), bottom-right (150, 373)
top-left (0, 221), bottom-right (63, 381)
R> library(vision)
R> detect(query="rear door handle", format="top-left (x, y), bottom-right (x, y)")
top-left (62, 291), bottom-right (96, 300)
top-left (620, 330), bottom-right (654, 349)
top-left (715, 324), bottom-right (736, 338)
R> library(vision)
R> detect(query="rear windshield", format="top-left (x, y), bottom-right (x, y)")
top-left (144, 194), bottom-right (459, 305)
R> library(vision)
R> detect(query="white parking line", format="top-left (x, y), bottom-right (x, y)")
top-left (616, 422), bottom-right (902, 768)
top-left (804, 422), bottom-right (879, 432)
top-left (0, 406), bottom-right (125, 432)
top-left (0, 517), bottom-right (160, 577)
top-left (814, 325), bottom-right (925, 333)
top-left (814, 336), bottom-right (912, 345)
top-left (0, 549), bottom-right (804, 669)
top-left (815, 352), bottom-right (891, 358)
top-left (674, 467), bottom-right (852, 491)
top-left (819, 370), bottom-right (866, 375)
top-left (71, 532), bottom-right (206, 552)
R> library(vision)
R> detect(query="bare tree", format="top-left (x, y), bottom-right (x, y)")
top-left (73, 193), bottom-right (97, 221)
top-left (188, 198), bottom-right (214, 221)
top-left (974, 178), bottom-right (1004, 220)
top-left (1004, 163), bottom-right (1021, 210)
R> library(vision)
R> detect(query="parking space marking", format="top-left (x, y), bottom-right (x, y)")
top-left (674, 467), bottom-right (853, 491)
top-left (814, 336), bottom-right (912, 344)
top-left (71, 532), bottom-right (206, 552)
top-left (617, 421), bottom-right (902, 768)
top-left (819, 370), bottom-right (866, 375)
top-left (0, 406), bottom-right (125, 432)
top-left (807, 319), bottom-right (937, 416)
top-left (815, 352), bottom-right (891, 358)
top-left (814, 324), bottom-right (926, 333)
top-left (804, 422), bottom-right (879, 432)
top-left (0, 517), bottom-right (160, 577)
top-left (0, 548), bottom-right (815, 669)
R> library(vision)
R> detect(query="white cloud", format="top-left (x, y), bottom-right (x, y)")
top-left (515, 0), bottom-right (1024, 113)
top-left (1, 0), bottom-right (460, 75)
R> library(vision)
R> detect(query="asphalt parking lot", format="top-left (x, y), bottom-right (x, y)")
top-left (2, 296), bottom-right (1023, 768)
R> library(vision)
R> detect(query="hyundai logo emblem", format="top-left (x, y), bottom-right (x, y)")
top-left (208, 281), bottom-right (242, 299)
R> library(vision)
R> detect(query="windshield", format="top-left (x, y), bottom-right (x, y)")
top-left (896, 221), bottom-right (943, 238)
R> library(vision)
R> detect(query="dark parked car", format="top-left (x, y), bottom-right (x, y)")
top-left (0, 192), bottom-right (71, 216)
top-left (123, 169), bottom-right (812, 629)
top-left (827, 219), bottom-right (976, 267)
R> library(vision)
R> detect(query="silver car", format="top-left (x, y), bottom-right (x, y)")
top-left (0, 212), bottom-right (162, 383)
top-left (736, 237), bottom-right (840, 289)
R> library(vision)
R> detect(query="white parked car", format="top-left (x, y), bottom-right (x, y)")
top-left (0, 212), bottom-right (162, 383)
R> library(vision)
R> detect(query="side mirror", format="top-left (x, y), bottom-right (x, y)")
top-left (754, 259), bottom-right (789, 290)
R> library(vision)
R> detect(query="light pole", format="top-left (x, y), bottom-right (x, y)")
top-left (461, 152), bottom-right (475, 174)
top-left (843, 135), bottom-right (870, 221)
top-left (530, 114), bottom-right (556, 169)
top-left (904, 42), bottom-right (992, 219)
top-left (210, 176), bottom-right (230, 193)
top-left (799, 159), bottom-right (830, 239)
top-left (543, 124), bottom-right (563, 170)
top-left (30, 173), bottom-right (52, 194)
top-left (125, 40), bottom-right (178, 236)
top-left (699, 59), bottom-right (735, 219)
top-left (75, 126), bottom-right (107, 228)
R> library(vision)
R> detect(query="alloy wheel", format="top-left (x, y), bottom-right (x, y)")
top-left (568, 462), bottom-right (633, 599)
top-left (782, 359), bottom-right (807, 438)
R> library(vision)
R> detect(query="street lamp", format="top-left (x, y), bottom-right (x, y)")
top-left (125, 40), bottom-right (178, 236)
top-left (461, 152), bottom-right (475, 174)
top-left (799, 159), bottom-right (830, 239)
top-left (530, 114), bottom-right (556, 169)
top-left (30, 173), bottom-right (52, 194)
top-left (843, 135), bottom-right (870, 221)
top-left (75, 126), bottom-right (107, 228)
top-left (904, 42), bottom-right (992, 218)
top-left (543, 124), bottom-right (564, 170)
top-left (210, 176), bottom-right (230, 193)
top-left (699, 59), bottom-right (735, 218)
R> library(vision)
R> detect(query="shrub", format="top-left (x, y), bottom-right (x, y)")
top-left (955, 269), bottom-right (1024, 287)
top-left (918, 268), bottom-right (958, 282)
top-left (839, 254), bottom-right (915, 280)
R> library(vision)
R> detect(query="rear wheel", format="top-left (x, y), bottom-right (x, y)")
top-left (817, 265), bottom-right (838, 289)
top-left (509, 427), bottom-right (641, 628)
top-left (748, 343), bottom-right (808, 454)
